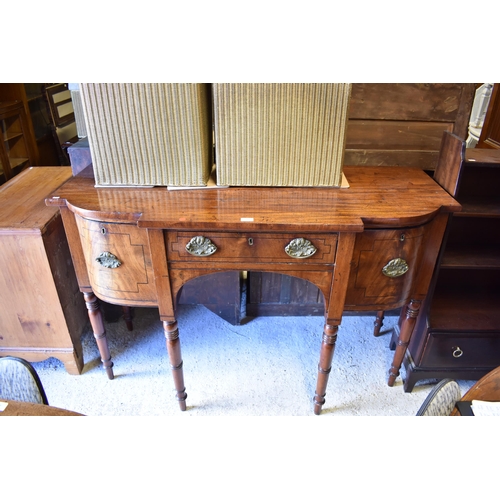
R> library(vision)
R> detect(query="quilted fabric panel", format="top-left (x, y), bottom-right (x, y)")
top-left (416, 379), bottom-right (461, 416)
top-left (0, 357), bottom-right (47, 405)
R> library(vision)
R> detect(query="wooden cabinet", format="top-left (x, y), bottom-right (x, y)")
top-left (0, 101), bottom-right (36, 184)
top-left (403, 132), bottom-right (500, 391)
top-left (0, 167), bottom-right (88, 374)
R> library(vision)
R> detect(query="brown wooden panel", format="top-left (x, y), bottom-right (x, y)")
top-left (344, 150), bottom-right (439, 169)
top-left (348, 83), bottom-right (469, 122)
top-left (345, 120), bottom-right (453, 150)
top-left (247, 272), bottom-right (324, 317)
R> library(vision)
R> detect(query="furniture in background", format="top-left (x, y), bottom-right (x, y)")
top-left (0, 167), bottom-right (88, 374)
top-left (44, 83), bottom-right (78, 166)
top-left (0, 356), bottom-right (48, 404)
top-left (0, 101), bottom-right (37, 184)
top-left (47, 165), bottom-right (459, 414)
top-left (402, 132), bottom-right (500, 391)
top-left (450, 365), bottom-right (500, 416)
top-left (0, 399), bottom-right (83, 416)
top-left (415, 378), bottom-right (462, 416)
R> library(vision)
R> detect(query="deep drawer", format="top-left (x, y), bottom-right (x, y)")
top-left (344, 225), bottom-right (426, 310)
top-left (75, 215), bottom-right (157, 305)
top-left (420, 331), bottom-right (500, 369)
top-left (166, 231), bottom-right (337, 264)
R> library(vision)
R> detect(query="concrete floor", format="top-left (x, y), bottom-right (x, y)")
top-left (31, 304), bottom-right (475, 417)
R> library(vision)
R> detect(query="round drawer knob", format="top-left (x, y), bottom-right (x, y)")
top-left (452, 346), bottom-right (463, 358)
top-left (285, 238), bottom-right (317, 259)
top-left (382, 258), bottom-right (409, 277)
top-left (186, 236), bottom-right (218, 257)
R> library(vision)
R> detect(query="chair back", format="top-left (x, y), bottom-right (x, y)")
top-left (416, 379), bottom-right (461, 416)
top-left (0, 357), bottom-right (48, 405)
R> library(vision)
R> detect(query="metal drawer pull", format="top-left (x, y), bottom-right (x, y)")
top-left (382, 258), bottom-right (409, 277)
top-left (452, 346), bottom-right (463, 358)
top-left (96, 251), bottom-right (122, 269)
top-left (186, 236), bottom-right (217, 256)
top-left (285, 238), bottom-right (317, 259)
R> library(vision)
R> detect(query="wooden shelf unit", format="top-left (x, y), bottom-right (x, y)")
top-left (403, 132), bottom-right (500, 390)
top-left (0, 101), bottom-right (36, 184)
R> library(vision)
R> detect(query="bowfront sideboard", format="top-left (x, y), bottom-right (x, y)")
top-left (46, 166), bottom-right (460, 414)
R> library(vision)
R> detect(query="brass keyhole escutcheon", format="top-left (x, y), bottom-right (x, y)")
top-left (248, 238), bottom-right (254, 246)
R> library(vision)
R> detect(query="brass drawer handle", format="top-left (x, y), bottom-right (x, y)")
top-left (186, 236), bottom-right (218, 257)
top-left (382, 258), bottom-right (409, 277)
top-left (452, 346), bottom-right (463, 358)
top-left (285, 238), bottom-right (317, 259)
top-left (96, 251), bottom-right (122, 269)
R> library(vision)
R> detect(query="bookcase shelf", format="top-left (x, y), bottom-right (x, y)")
top-left (0, 100), bottom-right (35, 184)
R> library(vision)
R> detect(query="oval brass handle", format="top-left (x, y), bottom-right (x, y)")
top-left (452, 346), bottom-right (463, 358)
top-left (186, 236), bottom-right (217, 257)
top-left (382, 258), bottom-right (409, 277)
top-left (285, 238), bottom-right (317, 259)
top-left (96, 251), bottom-right (122, 269)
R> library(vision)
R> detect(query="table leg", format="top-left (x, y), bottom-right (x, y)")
top-left (83, 292), bottom-right (114, 380)
top-left (122, 306), bottom-right (134, 331)
top-left (373, 311), bottom-right (385, 337)
top-left (313, 323), bottom-right (338, 415)
top-left (164, 320), bottom-right (187, 411)
top-left (388, 299), bottom-right (420, 386)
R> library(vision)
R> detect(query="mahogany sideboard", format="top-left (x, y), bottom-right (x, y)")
top-left (0, 167), bottom-right (88, 373)
top-left (46, 165), bottom-right (460, 414)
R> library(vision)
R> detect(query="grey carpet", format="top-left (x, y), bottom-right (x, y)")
top-left (30, 304), bottom-right (475, 417)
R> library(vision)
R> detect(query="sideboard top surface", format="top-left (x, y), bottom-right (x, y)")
top-left (47, 166), bottom-right (461, 232)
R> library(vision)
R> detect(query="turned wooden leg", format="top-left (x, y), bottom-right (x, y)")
top-left (388, 299), bottom-right (420, 386)
top-left (83, 292), bottom-right (114, 379)
top-left (164, 320), bottom-right (187, 411)
top-left (313, 323), bottom-right (338, 415)
top-left (122, 306), bottom-right (134, 331)
top-left (373, 311), bottom-right (385, 337)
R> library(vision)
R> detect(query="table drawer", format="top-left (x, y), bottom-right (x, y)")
top-left (344, 225), bottom-right (426, 310)
top-left (75, 215), bottom-right (157, 305)
top-left (420, 331), bottom-right (500, 369)
top-left (166, 231), bottom-right (337, 264)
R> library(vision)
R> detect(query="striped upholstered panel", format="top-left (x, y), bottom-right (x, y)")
top-left (213, 83), bottom-right (351, 187)
top-left (80, 83), bottom-right (212, 187)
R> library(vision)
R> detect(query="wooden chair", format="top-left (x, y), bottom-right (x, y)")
top-left (44, 83), bottom-right (78, 165)
top-left (416, 379), bottom-right (461, 416)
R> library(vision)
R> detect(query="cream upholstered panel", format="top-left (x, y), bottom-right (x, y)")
top-left (80, 83), bottom-right (212, 187)
top-left (213, 83), bottom-right (351, 187)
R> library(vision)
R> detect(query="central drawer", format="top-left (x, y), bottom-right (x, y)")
top-left (166, 231), bottom-right (337, 265)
